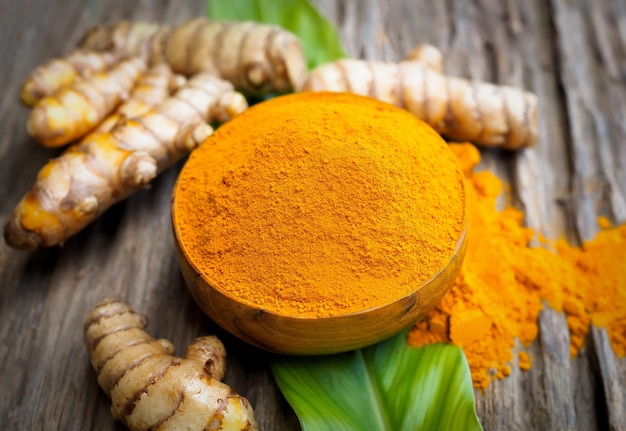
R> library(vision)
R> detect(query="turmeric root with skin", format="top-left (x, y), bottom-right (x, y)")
top-left (27, 57), bottom-right (146, 147)
top-left (84, 299), bottom-right (258, 431)
top-left (303, 46), bottom-right (538, 149)
top-left (79, 18), bottom-right (307, 94)
top-left (79, 21), bottom-right (169, 64)
top-left (4, 74), bottom-right (247, 250)
top-left (20, 50), bottom-right (119, 107)
top-left (95, 63), bottom-right (185, 133)
top-left (164, 18), bottom-right (307, 93)
top-left (403, 44), bottom-right (443, 73)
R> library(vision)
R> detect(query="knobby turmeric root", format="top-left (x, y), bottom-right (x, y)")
top-left (303, 45), bottom-right (538, 149)
top-left (95, 63), bottom-right (185, 133)
top-left (27, 57), bottom-right (146, 147)
top-left (79, 18), bottom-right (307, 94)
top-left (79, 21), bottom-right (169, 65)
top-left (403, 44), bottom-right (443, 73)
top-left (84, 299), bottom-right (258, 431)
top-left (165, 18), bottom-right (307, 94)
top-left (4, 74), bottom-right (247, 250)
top-left (20, 50), bottom-right (119, 107)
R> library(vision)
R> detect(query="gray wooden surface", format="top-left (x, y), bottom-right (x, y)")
top-left (1, 0), bottom-right (625, 430)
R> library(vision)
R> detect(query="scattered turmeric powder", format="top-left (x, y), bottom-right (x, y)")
top-left (555, 226), bottom-right (626, 357)
top-left (518, 351), bottom-right (532, 371)
top-left (597, 215), bottom-right (612, 230)
top-left (408, 143), bottom-right (626, 388)
top-left (173, 92), bottom-right (466, 318)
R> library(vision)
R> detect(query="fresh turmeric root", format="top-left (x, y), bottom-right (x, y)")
top-left (84, 299), bottom-right (258, 431)
top-left (164, 18), bottom-right (307, 93)
top-left (27, 57), bottom-right (146, 147)
top-left (79, 18), bottom-right (307, 94)
top-left (79, 21), bottom-right (169, 65)
top-left (20, 50), bottom-right (119, 107)
top-left (403, 44), bottom-right (443, 73)
top-left (95, 63), bottom-right (185, 133)
top-left (4, 74), bottom-right (247, 250)
top-left (303, 45), bottom-right (538, 149)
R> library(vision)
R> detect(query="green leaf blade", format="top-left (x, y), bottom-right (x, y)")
top-left (271, 331), bottom-right (482, 431)
top-left (271, 351), bottom-right (387, 430)
top-left (207, 0), bottom-right (347, 69)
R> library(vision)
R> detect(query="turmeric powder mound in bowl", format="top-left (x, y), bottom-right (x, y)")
top-left (172, 92), bottom-right (468, 355)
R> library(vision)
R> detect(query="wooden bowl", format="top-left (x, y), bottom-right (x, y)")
top-left (172, 194), bottom-right (468, 356)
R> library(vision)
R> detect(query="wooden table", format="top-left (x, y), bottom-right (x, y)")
top-left (1, 0), bottom-right (624, 429)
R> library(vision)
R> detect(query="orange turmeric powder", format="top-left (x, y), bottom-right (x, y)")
top-left (408, 143), bottom-right (626, 389)
top-left (173, 92), bottom-right (466, 318)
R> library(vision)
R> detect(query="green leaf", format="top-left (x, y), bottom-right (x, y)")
top-left (207, 0), bottom-right (347, 69)
top-left (271, 331), bottom-right (482, 431)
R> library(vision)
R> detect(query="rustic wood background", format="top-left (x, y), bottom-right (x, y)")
top-left (1, 0), bottom-right (625, 430)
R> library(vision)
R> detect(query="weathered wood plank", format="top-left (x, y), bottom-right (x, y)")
top-left (550, 0), bottom-right (626, 237)
top-left (0, 0), bottom-right (624, 430)
top-left (591, 327), bottom-right (626, 430)
top-left (549, 1), bottom-right (626, 429)
top-left (537, 308), bottom-right (578, 430)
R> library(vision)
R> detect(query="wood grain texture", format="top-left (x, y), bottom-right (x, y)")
top-left (0, 0), bottom-right (624, 430)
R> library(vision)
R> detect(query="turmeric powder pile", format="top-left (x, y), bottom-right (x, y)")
top-left (173, 92), bottom-right (466, 318)
top-left (408, 143), bottom-right (626, 389)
